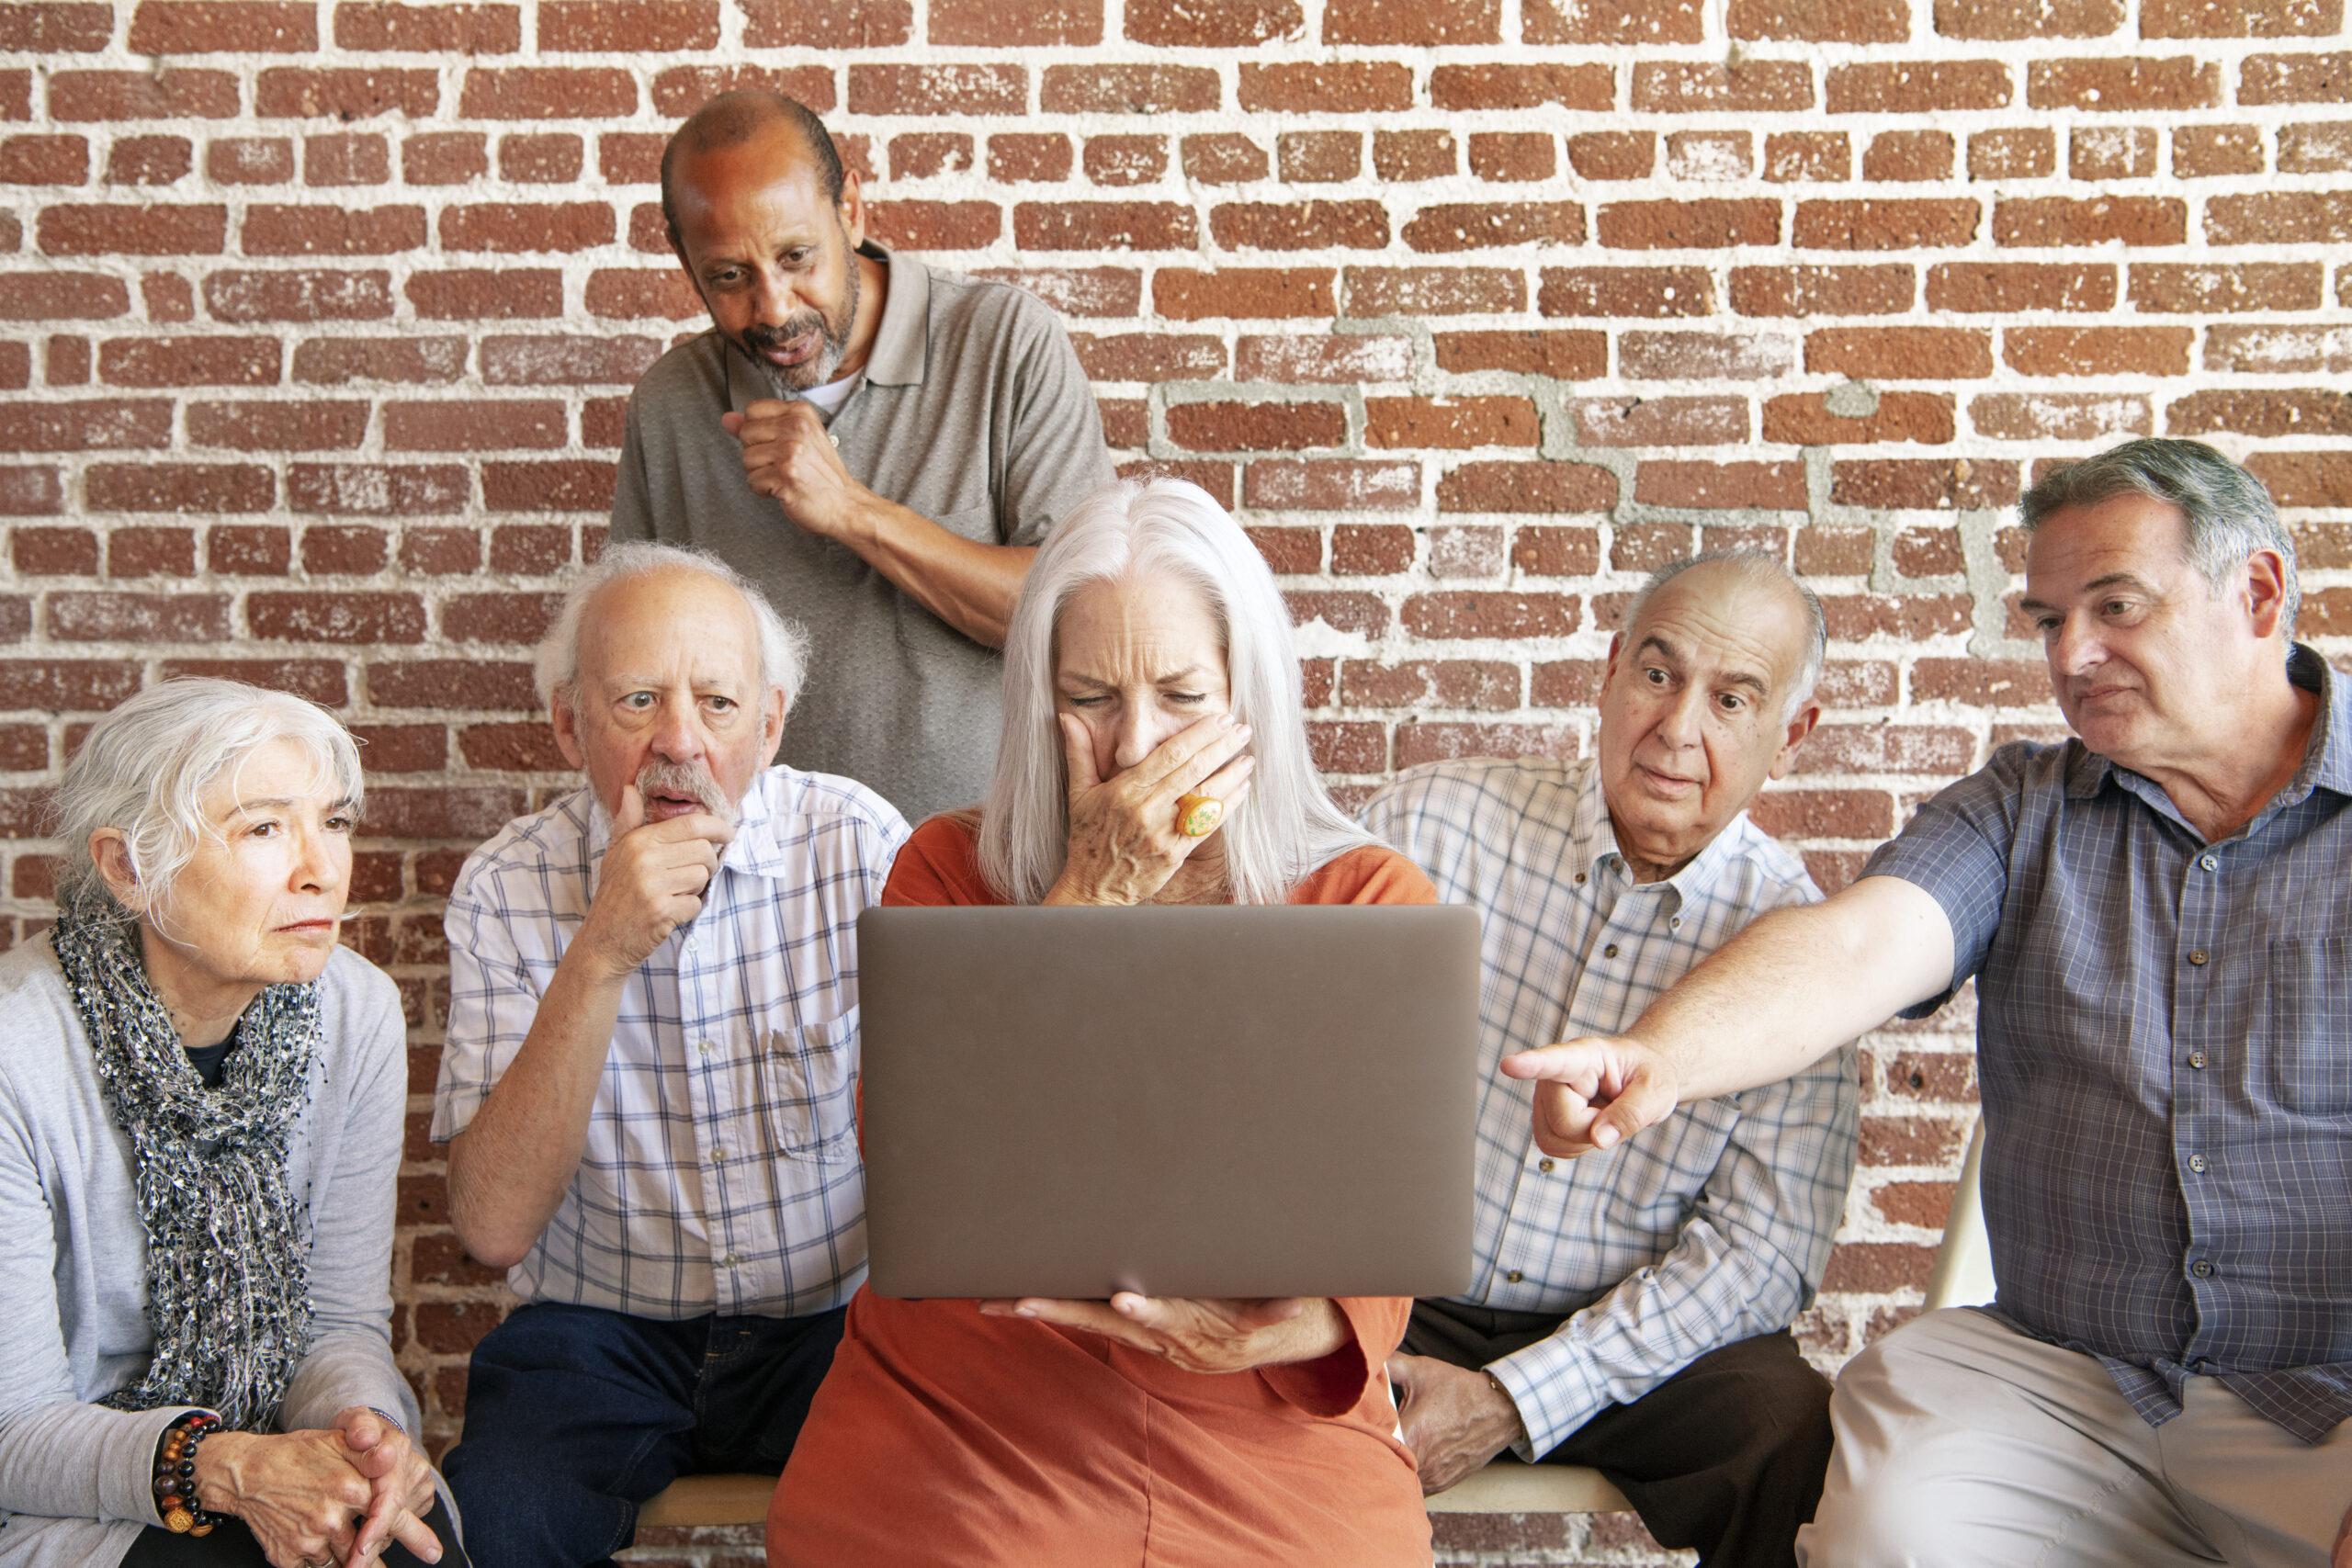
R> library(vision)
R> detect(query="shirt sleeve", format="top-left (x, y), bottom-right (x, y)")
top-left (995, 299), bottom-right (1116, 548)
top-left (0, 1065), bottom-right (188, 1527)
top-left (608, 390), bottom-right (655, 544)
top-left (1857, 744), bottom-right (2031, 1018)
top-left (433, 853), bottom-right (541, 1144)
top-left (1259, 1295), bottom-right (1410, 1419)
top-left (1485, 1043), bottom-right (1859, 1458)
top-left (281, 961), bottom-right (418, 1437)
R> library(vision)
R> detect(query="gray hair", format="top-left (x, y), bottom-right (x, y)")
top-left (534, 541), bottom-right (810, 714)
top-left (50, 677), bottom-right (364, 927)
top-left (978, 477), bottom-right (1377, 906)
top-left (1621, 549), bottom-right (1826, 722)
top-left (2019, 436), bottom-right (2298, 636)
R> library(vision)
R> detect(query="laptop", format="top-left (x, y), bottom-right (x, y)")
top-left (856, 904), bottom-right (1481, 1301)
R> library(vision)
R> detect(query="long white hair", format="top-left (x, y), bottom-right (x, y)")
top-left (978, 477), bottom-right (1376, 906)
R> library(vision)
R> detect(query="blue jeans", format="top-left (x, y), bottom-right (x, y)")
top-left (442, 1302), bottom-right (847, 1568)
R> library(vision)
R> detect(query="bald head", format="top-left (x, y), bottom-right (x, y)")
top-left (1623, 550), bottom-right (1824, 722)
top-left (661, 88), bottom-right (842, 249)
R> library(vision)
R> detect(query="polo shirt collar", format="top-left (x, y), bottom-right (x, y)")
top-left (1565, 760), bottom-right (1747, 910)
top-left (2065, 642), bottom-right (2351, 807)
top-left (719, 242), bottom-right (926, 417)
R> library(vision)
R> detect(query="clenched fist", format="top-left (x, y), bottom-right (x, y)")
top-left (721, 399), bottom-right (868, 541)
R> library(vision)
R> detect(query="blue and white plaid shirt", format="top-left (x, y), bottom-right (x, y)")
top-left (1866, 644), bottom-right (2352, 1443)
top-left (434, 766), bottom-right (910, 1321)
top-left (1362, 758), bottom-right (1858, 1459)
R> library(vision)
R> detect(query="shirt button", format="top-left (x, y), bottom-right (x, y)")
top-left (1505, 1269), bottom-right (1523, 1284)
top-left (712, 1147), bottom-right (727, 1164)
top-left (2188, 1051), bottom-right (2208, 1069)
top-left (697, 1040), bottom-right (715, 1056)
top-left (1603, 943), bottom-right (1620, 959)
top-left (2188, 950), bottom-right (2210, 966)
top-left (2190, 1259), bottom-right (2215, 1279)
top-left (1538, 1158), bottom-right (1555, 1174)
top-left (723, 1253), bottom-right (741, 1269)
top-left (2187, 1153), bottom-right (2208, 1174)
top-left (1574, 873), bottom-right (1586, 886)
top-left (1670, 917), bottom-right (1683, 930)
top-left (2199, 854), bottom-right (2218, 872)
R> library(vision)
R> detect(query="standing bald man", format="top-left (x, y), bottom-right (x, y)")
top-left (612, 89), bottom-right (1115, 821)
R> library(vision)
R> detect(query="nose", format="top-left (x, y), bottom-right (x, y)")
top-left (1111, 705), bottom-right (1176, 774)
top-left (2050, 612), bottom-right (2105, 682)
top-left (750, 269), bottom-right (790, 328)
top-left (650, 698), bottom-right (706, 762)
top-left (1654, 682), bottom-right (1706, 750)
top-left (291, 818), bottom-right (343, 897)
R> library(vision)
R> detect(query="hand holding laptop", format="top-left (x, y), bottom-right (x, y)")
top-left (976, 1292), bottom-right (1348, 1373)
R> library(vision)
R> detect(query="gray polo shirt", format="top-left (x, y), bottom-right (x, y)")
top-left (611, 245), bottom-right (1114, 822)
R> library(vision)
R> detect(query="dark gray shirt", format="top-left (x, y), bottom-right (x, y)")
top-left (1865, 645), bottom-right (2352, 1441)
top-left (610, 245), bottom-right (1115, 823)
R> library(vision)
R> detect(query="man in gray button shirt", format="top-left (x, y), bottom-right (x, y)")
top-left (611, 89), bottom-right (1115, 821)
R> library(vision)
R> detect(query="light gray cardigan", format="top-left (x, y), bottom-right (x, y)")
top-left (0, 936), bottom-right (419, 1568)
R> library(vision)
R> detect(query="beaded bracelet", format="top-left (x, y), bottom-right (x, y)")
top-left (153, 1411), bottom-right (221, 1537)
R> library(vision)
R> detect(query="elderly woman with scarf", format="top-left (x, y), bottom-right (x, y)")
top-left (0, 679), bottom-right (465, 1568)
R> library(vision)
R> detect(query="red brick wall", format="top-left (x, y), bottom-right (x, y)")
top-left (4, 3), bottom-right (2347, 1562)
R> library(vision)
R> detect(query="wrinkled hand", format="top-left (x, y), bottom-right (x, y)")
top-left (1046, 713), bottom-right (1255, 908)
top-left (196, 1429), bottom-right (372, 1568)
top-left (978, 1293), bottom-right (1345, 1375)
top-left (722, 399), bottom-right (866, 539)
top-left (1388, 1352), bottom-right (1526, 1494)
top-left (1500, 1034), bottom-right (1681, 1157)
top-left (333, 1407), bottom-right (441, 1564)
top-left (577, 784), bottom-right (731, 981)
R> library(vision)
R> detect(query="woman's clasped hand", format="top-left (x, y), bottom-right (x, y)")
top-left (198, 1409), bottom-right (441, 1568)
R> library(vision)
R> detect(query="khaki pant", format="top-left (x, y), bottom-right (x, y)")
top-left (1797, 1309), bottom-right (2350, 1568)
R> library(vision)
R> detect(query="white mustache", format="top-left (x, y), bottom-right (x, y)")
top-left (636, 759), bottom-right (738, 826)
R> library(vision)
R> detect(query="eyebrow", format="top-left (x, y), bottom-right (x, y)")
top-left (1058, 663), bottom-right (1212, 686)
top-left (225, 795), bottom-right (356, 815)
top-left (2017, 571), bottom-right (2158, 615)
top-left (1638, 633), bottom-right (1770, 696)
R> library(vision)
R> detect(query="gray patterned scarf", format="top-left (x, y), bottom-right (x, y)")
top-left (51, 904), bottom-right (320, 1430)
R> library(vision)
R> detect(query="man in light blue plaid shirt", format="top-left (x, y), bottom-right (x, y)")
top-left (433, 544), bottom-right (908, 1568)
top-left (1518, 441), bottom-right (2352, 1567)
top-left (1363, 552), bottom-right (1858, 1568)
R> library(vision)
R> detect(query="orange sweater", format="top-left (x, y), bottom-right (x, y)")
top-left (768, 817), bottom-right (1438, 1568)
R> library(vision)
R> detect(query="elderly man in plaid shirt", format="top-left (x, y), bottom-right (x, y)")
top-left (1361, 550), bottom-right (1859, 1567)
top-left (431, 543), bottom-right (909, 1568)
top-left (1518, 439), bottom-right (2352, 1568)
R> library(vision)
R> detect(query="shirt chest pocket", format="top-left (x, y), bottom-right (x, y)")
top-left (760, 1006), bottom-right (862, 1163)
top-left (2254, 936), bottom-right (2352, 1115)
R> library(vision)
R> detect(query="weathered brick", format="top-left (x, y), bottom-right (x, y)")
top-left (1238, 62), bottom-right (1415, 113)
top-left (1434, 329), bottom-right (1607, 378)
top-left (1825, 60), bottom-right (2013, 112)
top-left (1599, 198), bottom-right (1780, 249)
top-left (1524, 0), bottom-right (1702, 42)
top-left (1635, 460), bottom-right (1806, 510)
top-left (201, 268), bottom-right (390, 322)
top-left (1041, 65), bottom-right (1220, 115)
top-left (86, 462), bottom-right (275, 513)
top-left (1243, 458), bottom-right (1419, 513)
top-left (1402, 202), bottom-right (1583, 252)
top-left (2069, 126), bottom-right (2157, 180)
top-left (1167, 400), bottom-right (1346, 453)
top-left (1125, 0), bottom-right (1300, 43)
top-left (130, 1), bottom-right (316, 51)
top-left (1808, 327), bottom-right (1992, 379)
top-left (1566, 395), bottom-right (1748, 446)
top-left (2206, 191), bottom-right (2352, 244)
top-left (2130, 263), bottom-right (2324, 313)
top-left (1156, 268), bottom-right (1334, 320)
top-left (1539, 266), bottom-right (1713, 318)
top-left (1632, 60), bottom-right (1815, 112)
top-left (51, 70), bottom-right (239, 121)
top-left (2166, 389), bottom-right (2352, 438)
top-left (1569, 131), bottom-right (1657, 180)
top-left (2240, 50), bottom-right (2352, 103)
top-left (1765, 392), bottom-right (1955, 446)
top-left (1430, 64), bottom-right (1613, 111)
top-left (2030, 56), bottom-right (2221, 110)
top-left (1327, 0), bottom-right (1497, 41)
top-left (1366, 397), bottom-right (1539, 449)
top-left (1996, 195), bottom-right (2186, 246)
top-left (1354, 267), bottom-right (1526, 316)
top-left (257, 67), bottom-right (438, 119)
top-left (1019, 202), bottom-right (1199, 252)
top-left (1971, 393), bottom-right (2151, 442)
top-left (1402, 591), bottom-right (1580, 640)
top-left (334, 3), bottom-right (523, 52)
top-left (1437, 461), bottom-right (1616, 514)
top-left (1275, 131), bottom-right (1360, 184)
top-left (1936, 0), bottom-right (2120, 35)
top-left (1794, 198), bottom-right (1978, 250)
top-left (2005, 326), bottom-right (2193, 376)
top-left (1730, 265), bottom-right (1913, 316)
top-left (1928, 261), bottom-right (2115, 312)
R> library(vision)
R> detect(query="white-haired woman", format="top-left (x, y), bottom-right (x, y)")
top-left (0, 680), bottom-right (464, 1568)
top-left (769, 478), bottom-right (1436, 1566)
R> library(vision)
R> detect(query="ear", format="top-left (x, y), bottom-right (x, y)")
top-left (1769, 701), bottom-right (1822, 781)
top-left (838, 167), bottom-right (866, 250)
top-left (550, 692), bottom-right (588, 772)
top-left (762, 685), bottom-right (788, 753)
top-left (1600, 632), bottom-right (1623, 690)
top-left (88, 828), bottom-right (145, 913)
top-left (2243, 547), bottom-right (2292, 640)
